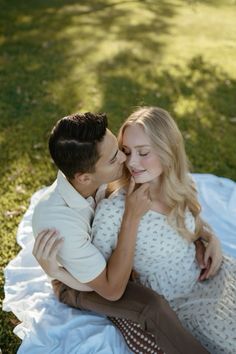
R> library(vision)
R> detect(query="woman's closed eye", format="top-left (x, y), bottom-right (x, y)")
top-left (122, 147), bottom-right (149, 157)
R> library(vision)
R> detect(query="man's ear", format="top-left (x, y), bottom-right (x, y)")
top-left (74, 172), bottom-right (92, 185)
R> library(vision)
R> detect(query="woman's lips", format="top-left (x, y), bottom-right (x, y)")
top-left (131, 169), bottom-right (146, 176)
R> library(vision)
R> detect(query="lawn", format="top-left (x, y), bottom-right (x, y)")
top-left (0, 0), bottom-right (236, 352)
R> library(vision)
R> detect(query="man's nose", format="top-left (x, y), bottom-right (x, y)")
top-left (118, 150), bottom-right (126, 163)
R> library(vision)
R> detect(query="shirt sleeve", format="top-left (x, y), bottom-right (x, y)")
top-left (32, 204), bottom-right (106, 283)
top-left (92, 198), bottom-right (123, 261)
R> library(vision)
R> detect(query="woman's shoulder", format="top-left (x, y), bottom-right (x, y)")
top-left (108, 187), bottom-right (127, 199)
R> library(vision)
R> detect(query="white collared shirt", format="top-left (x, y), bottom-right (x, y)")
top-left (32, 171), bottom-right (106, 283)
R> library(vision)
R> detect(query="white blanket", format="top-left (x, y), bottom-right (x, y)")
top-left (3, 174), bottom-right (236, 354)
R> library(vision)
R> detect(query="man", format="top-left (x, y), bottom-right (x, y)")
top-left (32, 112), bottom-right (210, 353)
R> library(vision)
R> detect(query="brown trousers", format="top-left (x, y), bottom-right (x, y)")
top-left (52, 280), bottom-right (208, 354)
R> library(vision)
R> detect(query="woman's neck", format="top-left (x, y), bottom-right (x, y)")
top-left (148, 179), bottom-right (170, 214)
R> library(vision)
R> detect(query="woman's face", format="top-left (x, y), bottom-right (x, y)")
top-left (122, 124), bottom-right (163, 184)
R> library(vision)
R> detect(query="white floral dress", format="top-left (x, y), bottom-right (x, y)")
top-left (92, 189), bottom-right (236, 354)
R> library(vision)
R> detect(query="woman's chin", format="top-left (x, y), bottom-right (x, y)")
top-left (133, 175), bottom-right (151, 184)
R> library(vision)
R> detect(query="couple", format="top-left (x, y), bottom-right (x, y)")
top-left (32, 107), bottom-right (235, 353)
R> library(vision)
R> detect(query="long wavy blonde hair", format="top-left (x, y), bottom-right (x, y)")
top-left (115, 106), bottom-right (213, 242)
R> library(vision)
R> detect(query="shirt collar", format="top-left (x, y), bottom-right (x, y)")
top-left (56, 171), bottom-right (106, 210)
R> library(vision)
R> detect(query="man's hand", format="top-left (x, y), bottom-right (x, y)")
top-left (202, 235), bottom-right (223, 280)
top-left (195, 236), bottom-right (223, 281)
top-left (33, 230), bottom-right (93, 291)
top-left (195, 239), bottom-right (205, 266)
top-left (32, 229), bottom-right (64, 278)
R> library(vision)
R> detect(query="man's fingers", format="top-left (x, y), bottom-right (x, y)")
top-left (199, 268), bottom-right (208, 281)
top-left (49, 238), bottom-right (64, 259)
top-left (197, 253), bottom-right (205, 269)
top-left (195, 240), bottom-right (206, 269)
top-left (42, 231), bottom-right (60, 259)
top-left (33, 229), bottom-right (49, 252)
top-left (205, 259), bottom-right (219, 279)
top-left (201, 259), bottom-right (214, 280)
top-left (127, 177), bottom-right (136, 195)
top-left (199, 259), bottom-right (211, 281)
top-left (204, 249), bottom-right (210, 266)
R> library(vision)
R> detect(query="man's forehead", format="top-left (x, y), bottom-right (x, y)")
top-left (97, 129), bottom-right (118, 161)
top-left (106, 129), bottom-right (117, 143)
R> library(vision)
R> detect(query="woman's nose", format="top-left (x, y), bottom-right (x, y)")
top-left (126, 153), bottom-right (137, 167)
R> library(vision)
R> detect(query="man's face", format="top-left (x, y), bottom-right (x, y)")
top-left (92, 129), bottom-right (126, 185)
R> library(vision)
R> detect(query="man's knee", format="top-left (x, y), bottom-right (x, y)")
top-left (141, 292), bottom-right (177, 328)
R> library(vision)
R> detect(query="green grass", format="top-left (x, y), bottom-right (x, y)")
top-left (1, 0), bottom-right (236, 352)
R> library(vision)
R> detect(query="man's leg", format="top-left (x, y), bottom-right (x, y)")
top-left (52, 280), bottom-right (209, 354)
top-left (52, 280), bottom-right (162, 354)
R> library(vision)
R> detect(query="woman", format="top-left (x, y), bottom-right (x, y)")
top-left (92, 107), bottom-right (236, 354)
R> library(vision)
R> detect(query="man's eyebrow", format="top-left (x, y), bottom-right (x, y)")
top-left (110, 149), bottom-right (118, 162)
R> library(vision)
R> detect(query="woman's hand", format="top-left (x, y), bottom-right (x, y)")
top-left (197, 235), bottom-right (223, 281)
top-left (32, 229), bottom-right (64, 278)
top-left (124, 178), bottom-right (151, 221)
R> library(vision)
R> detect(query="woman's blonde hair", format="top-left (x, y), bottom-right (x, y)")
top-left (115, 106), bottom-right (213, 242)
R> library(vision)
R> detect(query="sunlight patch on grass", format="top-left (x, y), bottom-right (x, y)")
top-left (16, 15), bottom-right (32, 24)
top-left (163, 2), bottom-right (236, 76)
top-left (174, 96), bottom-right (198, 116)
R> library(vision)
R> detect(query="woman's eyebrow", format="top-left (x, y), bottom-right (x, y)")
top-left (122, 144), bottom-right (150, 148)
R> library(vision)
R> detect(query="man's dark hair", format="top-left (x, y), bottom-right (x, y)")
top-left (49, 112), bottom-right (108, 179)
